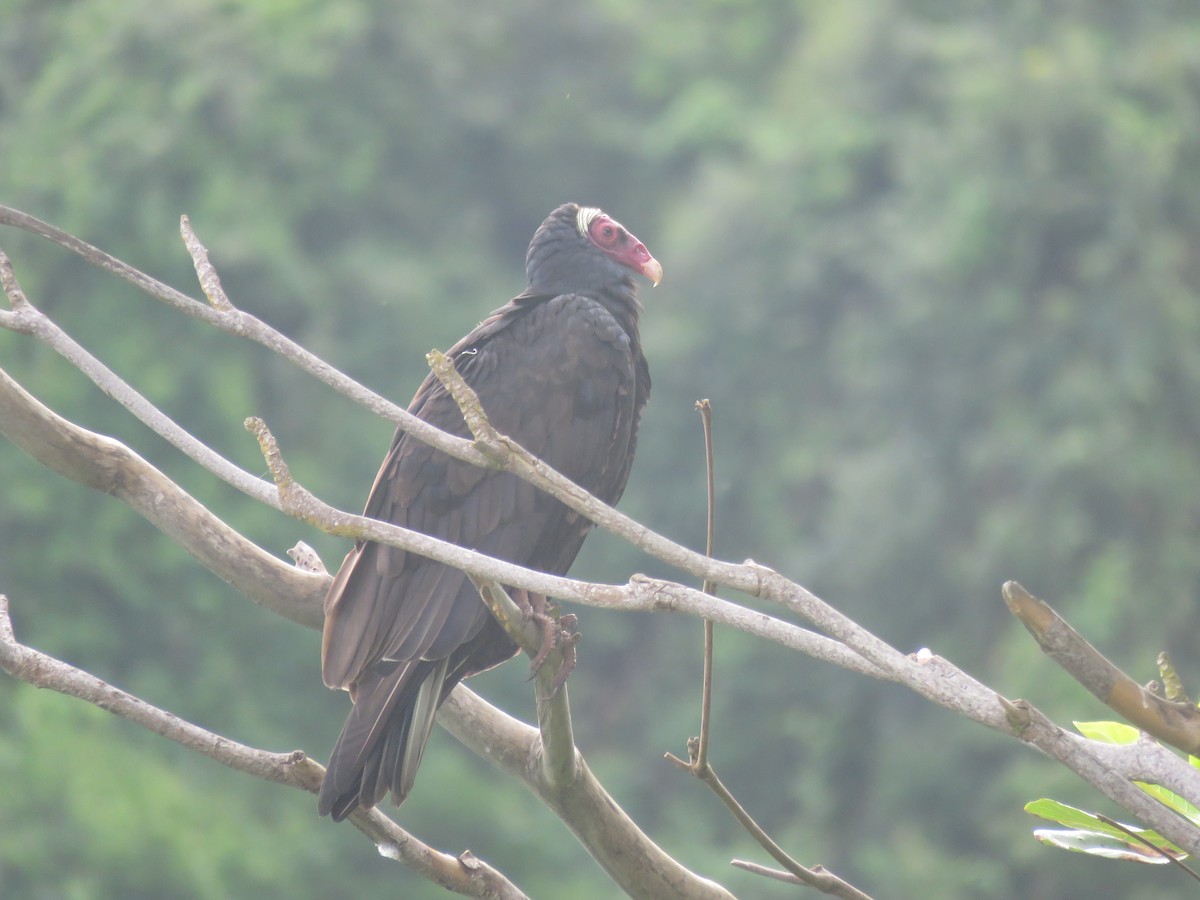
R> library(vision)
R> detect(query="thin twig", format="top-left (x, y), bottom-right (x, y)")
top-left (696, 399), bottom-right (717, 772)
top-left (697, 761), bottom-right (872, 899)
top-left (665, 400), bottom-right (873, 900)
top-left (427, 349), bottom-right (506, 461)
top-left (670, 403), bottom-right (872, 897)
top-left (1095, 814), bottom-right (1200, 882)
top-left (0, 247), bottom-right (30, 308)
top-left (730, 859), bottom-right (805, 884)
top-left (180, 215), bottom-right (233, 312)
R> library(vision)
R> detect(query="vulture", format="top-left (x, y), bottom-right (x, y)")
top-left (318, 202), bottom-right (660, 820)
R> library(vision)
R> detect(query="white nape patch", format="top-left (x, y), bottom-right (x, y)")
top-left (377, 842), bottom-right (402, 860)
top-left (576, 206), bottom-right (602, 235)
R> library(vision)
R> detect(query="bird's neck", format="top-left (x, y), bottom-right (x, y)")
top-left (516, 278), bottom-right (642, 345)
top-left (592, 281), bottom-right (643, 346)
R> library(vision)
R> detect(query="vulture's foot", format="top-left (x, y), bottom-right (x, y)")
top-left (512, 590), bottom-right (579, 693)
top-left (548, 615), bottom-right (579, 695)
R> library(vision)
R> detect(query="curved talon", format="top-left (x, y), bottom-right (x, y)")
top-left (511, 590), bottom-right (580, 692)
top-left (548, 630), bottom-right (580, 695)
top-left (529, 620), bottom-right (559, 673)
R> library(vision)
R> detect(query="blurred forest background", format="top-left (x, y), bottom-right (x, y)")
top-left (3, 1), bottom-right (1200, 897)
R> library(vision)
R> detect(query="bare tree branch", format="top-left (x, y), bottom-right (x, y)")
top-left (666, 752), bottom-right (872, 899)
top-left (1, 239), bottom-right (861, 671)
top-left (0, 595), bottom-right (529, 900)
top-left (440, 686), bottom-right (735, 900)
top-left (666, 400), bottom-right (874, 898)
top-left (470, 578), bottom-right (578, 790)
top-left (463, 572), bottom-right (733, 897)
top-left (988, 694), bottom-right (1200, 855)
top-left (0, 247), bottom-right (283, 508)
top-left (1085, 736), bottom-right (1200, 802)
top-left (0, 210), bottom-right (951, 692)
top-left (0, 363), bottom-right (324, 629)
top-left (11, 290), bottom-right (1200, 862)
top-left (179, 214), bottom-right (233, 312)
top-left (1004, 580), bottom-right (1200, 755)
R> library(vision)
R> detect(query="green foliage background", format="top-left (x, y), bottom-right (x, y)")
top-left (3, 2), bottom-right (1200, 897)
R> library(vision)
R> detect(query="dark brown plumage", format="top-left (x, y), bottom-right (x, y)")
top-left (318, 203), bottom-right (659, 820)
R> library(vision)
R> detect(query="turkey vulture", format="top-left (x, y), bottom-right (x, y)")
top-left (318, 203), bottom-right (660, 820)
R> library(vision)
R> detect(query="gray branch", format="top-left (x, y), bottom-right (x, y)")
top-left (0, 363), bottom-right (323, 629)
top-left (0, 595), bottom-right (529, 900)
top-left (441, 687), bottom-right (734, 900)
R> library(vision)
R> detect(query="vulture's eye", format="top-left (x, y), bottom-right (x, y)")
top-left (589, 215), bottom-right (623, 248)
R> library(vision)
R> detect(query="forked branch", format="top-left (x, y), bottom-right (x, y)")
top-left (666, 401), bottom-right (872, 899)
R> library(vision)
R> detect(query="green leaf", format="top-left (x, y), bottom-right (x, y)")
top-left (1074, 720), bottom-right (1140, 744)
top-left (1026, 799), bottom-right (1126, 834)
top-left (1033, 828), bottom-right (1181, 863)
top-left (1135, 782), bottom-right (1200, 822)
top-left (1025, 799), bottom-right (1185, 856)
